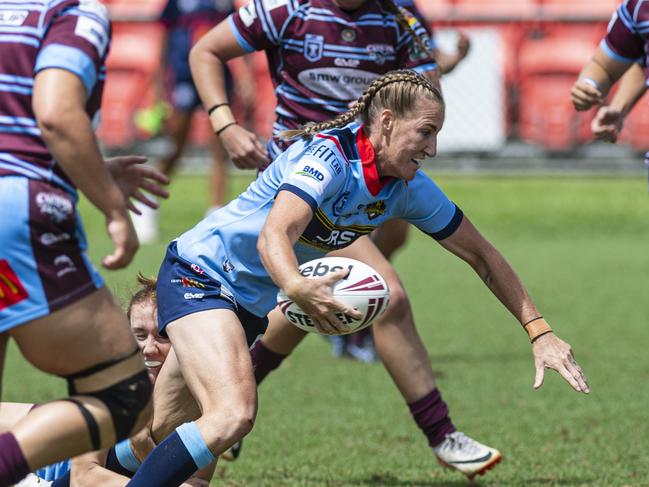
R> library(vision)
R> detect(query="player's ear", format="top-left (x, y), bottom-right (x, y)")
top-left (380, 109), bottom-right (394, 136)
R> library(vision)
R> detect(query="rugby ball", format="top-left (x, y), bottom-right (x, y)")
top-left (277, 257), bottom-right (390, 335)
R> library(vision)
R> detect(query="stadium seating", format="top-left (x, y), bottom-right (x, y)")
top-left (103, 0), bottom-right (166, 19)
top-left (517, 31), bottom-right (599, 151)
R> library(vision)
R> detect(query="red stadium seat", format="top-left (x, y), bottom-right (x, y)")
top-left (539, 0), bottom-right (618, 20)
top-left (619, 95), bottom-right (649, 152)
top-left (452, 0), bottom-right (539, 20)
top-left (97, 22), bottom-right (164, 148)
top-left (104, 0), bottom-right (166, 19)
top-left (518, 33), bottom-right (598, 151)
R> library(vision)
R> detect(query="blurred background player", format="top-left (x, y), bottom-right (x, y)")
top-left (571, 0), bottom-right (649, 185)
top-left (333, 0), bottom-right (472, 364)
top-left (132, 0), bottom-right (253, 243)
top-left (0, 0), bottom-right (171, 483)
top-left (187, 1), bottom-right (506, 479)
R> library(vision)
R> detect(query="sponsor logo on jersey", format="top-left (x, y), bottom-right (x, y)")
top-left (289, 159), bottom-right (332, 193)
top-left (239, 1), bottom-right (257, 27)
top-left (367, 44), bottom-right (395, 65)
top-left (303, 144), bottom-right (341, 173)
top-left (334, 57), bottom-right (360, 68)
top-left (191, 263), bottom-right (205, 275)
top-left (222, 259), bottom-right (234, 272)
top-left (304, 33), bottom-right (324, 62)
top-left (75, 14), bottom-right (109, 56)
top-left (54, 254), bottom-right (77, 278)
top-left (0, 260), bottom-right (28, 311)
top-left (40, 232), bottom-right (71, 246)
top-left (341, 28), bottom-right (356, 42)
top-left (0, 10), bottom-right (28, 26)
top-left (36, 192), bottom-right (73, 224)
top-left (181, 277), bottom-right (206, 289)
top-left (295, 165), bottom-right (325, 182)
top-left (298, 68), bottom-right (380, 101)
top-left (315, 229), bottom-right (360, 247)
top-left (364, 200), bottom-right (386, 220)
top-left (184, 292), bottom-right (205, 300)
top-left (332, 191), bottom-right (350, 217)
top-left (299, 260), bottom-right (353, 277)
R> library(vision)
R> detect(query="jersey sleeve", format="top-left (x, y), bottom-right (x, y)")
top-left (395, 6), bottom-right (437, 73)
top-left (278, 139), bottom-right (346, 213)
top-left (402, 172), bottom-right (463, 240)
top-left (35, 1), bottom-right (110, 96)
top-left (601, 0), bottom-right (644, 63)
top-left (227, 0), bottom-right (294, 53)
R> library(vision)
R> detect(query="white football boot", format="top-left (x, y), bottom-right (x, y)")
top-left (15, 473), bottom-right (53, 486)
top-left (433, 431), bottom-right (502, 480)
top-left (220, 440), bottom-right (242, 462)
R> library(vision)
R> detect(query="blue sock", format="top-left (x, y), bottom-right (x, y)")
top-left (50, 470), bottom-right (70, 487)
top-left (105, 439), bottom-right (141, 478)
top-left (126, 422), bottom-right (214, 487)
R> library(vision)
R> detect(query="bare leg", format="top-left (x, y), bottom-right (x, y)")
top-left (331, 236), bottom-right (435, 401)
top-left (127, 309), bottom-right (256, 487)
top-left (158, 111), bottom-right (193, 177)
top-left (371, 218), bottom-right (410, 260)
top-left (6, 288), bottom-right (151, 469)
top-left (0, 404), bottom-right (33, 433)
top-left (260, 308), bottom-right (308, 355)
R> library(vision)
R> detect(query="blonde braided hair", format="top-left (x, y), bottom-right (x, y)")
top-left (380, 0), bottom-right (433, 59)
top-left (280, 69), bottom-right (443, 140)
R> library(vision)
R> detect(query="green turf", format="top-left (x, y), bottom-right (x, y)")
top-left (3, 173), bottom-right (649, 486)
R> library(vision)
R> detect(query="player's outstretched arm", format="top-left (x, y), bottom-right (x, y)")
top-left (434, 31), bottom-right (471, 75)
top-left (572, 47), bottom-right (631, 111)
top-left (105, 156), bottom-right (170, 214)
top-left (189, 20), bottom-right (267, 169)
top-left (591, 63), bottom-right (647, 143)
top-left (33, 68), bottom-right (138, 269)
top-left (438, 216), bottom-right (590, 394)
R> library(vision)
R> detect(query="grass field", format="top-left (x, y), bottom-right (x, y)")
top-left (4, 172), bottom-right (649, 486)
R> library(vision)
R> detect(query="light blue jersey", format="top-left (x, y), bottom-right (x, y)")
top-left (176, 122), bottom-right (462, 317)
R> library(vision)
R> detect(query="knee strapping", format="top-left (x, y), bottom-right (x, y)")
top-left (64, 349), bottom-right (152, 448)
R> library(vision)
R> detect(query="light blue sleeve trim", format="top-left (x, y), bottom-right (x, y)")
top-left (34, 43), bottom-right (98, 96)
top-left (177, 422), bottom-right (216, 469)
top-left (413, 62), bottom-right (438, 73)
top-left (599, 39), bottom-right (638, 64)
top-left (228, 15), bottom-right (255, 53)
top-left (115, 439), bottom-right (141, 473)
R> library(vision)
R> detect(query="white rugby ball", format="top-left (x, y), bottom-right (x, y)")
top-left (277, 257), bottom-right (390, 335)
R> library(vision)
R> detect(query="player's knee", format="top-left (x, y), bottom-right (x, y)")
top-left (220, 398), bottom-right (257, 439)
top-left (382, 281), bottom-right (410, 320)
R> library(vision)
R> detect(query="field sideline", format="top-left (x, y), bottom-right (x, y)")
top-left (4, 173), bottom-right (649, 486)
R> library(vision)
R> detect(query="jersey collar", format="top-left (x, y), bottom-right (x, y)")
top-left (356, 125), bottom-right (394, 197)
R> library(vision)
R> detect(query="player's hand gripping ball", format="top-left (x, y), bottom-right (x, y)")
top-left (277, 257), bottom-right (390, 334)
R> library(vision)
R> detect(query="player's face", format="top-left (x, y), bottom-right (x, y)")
top-left (129, 300), bottom-right (171, 383)
top-left (375, 99), bottom-right (444, 181)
